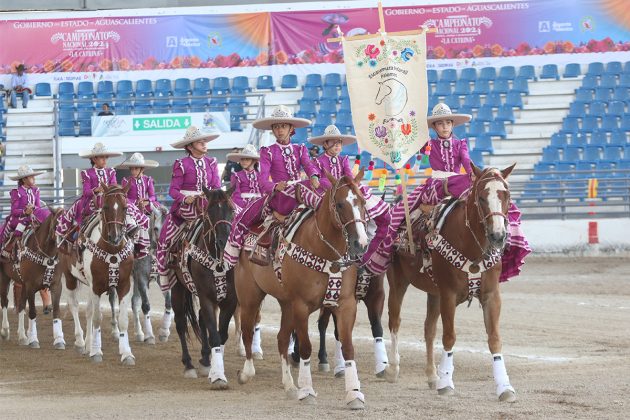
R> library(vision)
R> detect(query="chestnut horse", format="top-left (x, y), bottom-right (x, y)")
top-left (235, 172), bottom-right (369, 409)
top-left (60, 183), bottom-right (136, 364)
top-left (0, 209), bottom-right (64, 348)
top-left (171, 187), bottom-right (236, 389)
top-left (387, 163), bottom-right (517, 402)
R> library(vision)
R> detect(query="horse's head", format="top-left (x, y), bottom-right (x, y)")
top-left (101, 182), bottom-right (130, 246)
top-left (324, 170), bottom-right (369, 260)
top-left (202, 186), bottom-right (234, 256)
top-left (470, 163), bottom-right (515, 250)
top-left (149, 204), bottom-right (168, 249)
top-left (374, 80), bottom-right (391, 106)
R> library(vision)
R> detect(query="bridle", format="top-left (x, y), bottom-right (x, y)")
top-left (100, 189), bottom-right (128, 245)
top-left (464, 169), bottom-right (510, 255)
top-left (197, 195), bottom-right (234, 259)
top-left (24, 209), bottom-right (63, 261)
top-left (314, 177), bottom-right (367, 261)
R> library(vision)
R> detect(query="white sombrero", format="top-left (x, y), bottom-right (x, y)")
top-left (170, 126), bottom-right (221, 149)
top-left (426, 103), bottom-right (471, 127)
top-left (252, 105), bottom-right (311, 130)
top-left (226, 144), bottom-right (260, 162)
top-left (117, 152), bottom-right (159, 169)
top-left (308, 125), bottom-right (357, 147)
top-left (79, 142), bottom-right (123, 159)
top-left (9, 165), bottom-right (45, 181)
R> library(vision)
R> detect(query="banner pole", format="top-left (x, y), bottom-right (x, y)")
top-left (378, 1), bottom-right (386, 32)
top-left (400, 170), bottom-right (416, 255)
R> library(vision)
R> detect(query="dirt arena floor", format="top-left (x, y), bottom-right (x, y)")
top-left (1, 256), bottom-right (629, 419)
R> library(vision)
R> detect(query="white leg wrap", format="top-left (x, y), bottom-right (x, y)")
top-left (252, 324), bottom-right (262, 354)
top-left (373, 337), bottom-right (389, 374)
top-left (91, 327), bottom-right (102, 357)
top-left (17, 310), bottom-right (27, 343)
top-left (209, 347), bottom-right (227, 383)
top-left (297, 358), bottom-right (317, 400)
top-left (344, 360), bottom-right (365, 404)
top-left (334, 340), bottom-right (346, 375)
top-left (437, 349), bottom-right (455, 391)
top-left (281, 355), bottom-right (296, 392)
top-left (27, 318), bottom-right (38, 344)
top-left (118, 331), bottom-right (133, 359)
top-left (1, 307), bottom-right (9, 337)
top-left (144, 314), bottom-right (154, 339)
top-left (492, 353), bottom-right (515, 396)
top-left (242, 358), bottom-right (256, 379)
top-left (53, 318), bottom-right (65, 345)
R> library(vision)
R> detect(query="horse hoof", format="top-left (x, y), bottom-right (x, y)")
top-left (198, 364), bottom-right (211, 377)
top-left (183, 369), bottom-right (198, 379)
top-left (43, 306), bottom-right (52, 315)
top-left (122, 356), bottom-right (136, 366)
top-left (158, 334), bottom-right (169, 343)
top-left (285, 389), bottom-right (298, 400)
top-left (375, 369), bottom-right (385, 378)
top-left (384, 366), bottom-right (399, 383)
top-left (0, 329), bottom-right (9, 340)
top-left (334, 370), bottom-right (345, 379)
top-left (135, 334), bottom-right (145, 343)
top-left (91, 354), bottom-right (103, 363)
top-left (252, 352), bottom-right (264, 360)
top-left (346, 398), bottom-right (365, 410)
top-left (438, 386), bottom-right (455, 396)
top-left (74, 345), bottom-right (85, 354)
top-left (18, 337), bottom-right (29, 346)
top-left (29, 341), bottom-right (40, 349)
top-left (209, 379), bottom-right (229, 390)
top-left (299, 395), bottom-right (317, 405)
top-left (237, 370), bottom-right (248, 385)
top-left (144, 337), bottom-right (156, 345)
top-left (499, 390), bottom-right (517, 403)
top-left (428, 380), bottom-right (438, 390)
top-left (111, 332), bottom-right (120, 341)
top-left (54, 342), bottom-right (66, 350)
top-left (318, 363), bottom-right (330, 373)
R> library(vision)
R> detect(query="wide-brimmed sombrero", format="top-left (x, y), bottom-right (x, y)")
top-left (170, 126), bottom-right (221, 149)
top-left (9, 165), bottom-right (45, 181)
top-left (308, 124), bottom-right (357, 147)
top-left (226, 144), bottom-right (260, 163)
top-left (117, 152), bottom-right (159, 169)
top-left (426, 103), bottom-right (471, 127)
top-left (252, 105), bottom-right (311, 130)
top-left (78, 142), bottom-right (123, 159)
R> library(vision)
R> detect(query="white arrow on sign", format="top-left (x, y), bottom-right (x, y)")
top-left (134, 120), bottom-right (140, 128)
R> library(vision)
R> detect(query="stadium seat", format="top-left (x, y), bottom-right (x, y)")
top-left (194, 78), bottom-right (211, 93)
top-left (460, 67), bottom-right (477, 82)
top-left (619, 74), bottom-right (630, 88)
top-left (476, 104), bottom-right (494, 122)
top-left (575, 88), bottom-right (594, 104)
top-left (302, 86), bottom-right (320, 102)
top-left (35, 83), bottom-right (52, 97)
top-left (487, 120), bottom-right (507, 138)
top-left (540, 64), bottom-right (559, 80)
top-left (335, 111), bottom-right (353, 132)
top-left (550, 133), bottom-right (568, 147)
top-left (155, 79), bottom-right (172, 96)
top-left (601, 115), bottom-right (619, 132)
top-left (298, 99), bottom-right (317, 118)
top-left (294, 111), bottom-right (312, 120)
top-left (59, 110), bottom-right (75, 123)
top-left (174, 78), bottom-right (192, 93)
top-left (560, 117), bottom-right (580, 135)
top-left (469, 149), bottom-right (485, 167)
top-left (590, 131), bottom-right (609, 146)
top-left (473, 134), bottom-right (494, 153)
top-left (610, 130), bottom-right (629, 146)
top-left (613, 86), bottom-right (629, 101)
top-left (434, 80), bottom-right (452, 96)
top-left (77, 81), bottom-right (94, 97)
top-left (256, 75), bottom-right (274, 91)
top-left (228, 89), bottom-right (248, 105)
top-left (321, 85), bottom-right (339, 101)
top-left (427, 69), bottom-right (438, 85)
top-left (305, 74), bottom-right (323, 89)
top-left (484, 92), bottom-right (502, 108)
top-left (600, 74), bottom-right (618, 89)
top-left (133, 104), bottom-right (152, 114)
top-left (58, 94), bottom-right (76, 111)
top-left (492, 79), bottom-right (510, 94)
top-left (293, 127), bottom-right (308, 143)
top-left (319, 99), bottom-right (338, 115)
top-left (571, 133), bottom-right (588, 146)
top-left (588, 101), bottom-right (606, 117)
top-left (575, 161), bottom-right (595, 178)
top-left (594, 87), bottom-right (613, 101)
top-left (172, 91), bottom-right (190, 107)
top-left (311, 124), bottom-right (326, 136)
top-left (498, 66), bottom-right (516, 81)
top-left (444, 94), bottom-right (460, 111)
top-left (586, 62), bottom-right (605, 76)
top-left (496, 104), bottom-right (515, 123)
top-left (517, 65), bottom-right (536, 80)
top-left (191, 90), bottom-right (209, 108)
top-left (453, 79), bottom-right (471, 96)
top-left (505, 91), bottom-right (523, 108)
top-left (478, 67), bottom-right (497, 81)
top-left (339, 84), bottom-right (349, 101)
top-left (621, 116), bottom-right (630, 131)
top-left (512, 77), bottom-right (529, 94)
top-left (324, 73), bottom-right (343, 88)
top-left (563, 63), bottom-right (581, 78)
top-left (116, 80), bottom-right (133, 96)
top-left (472, 79), bottom-right (490, 95)
top-left (135, 79), bottom-right (154, 97)
top-left (58, 82), bottom-right (75, 97)
top-left (339, 98), bottom-right (351, 113)
top-left (78, 119), bottom-right (91, 136)
top-left (440, 69), bottom-right (457, 83)
top-left (581, 75), bottom-right (598, 89)
top-left (97, 81), bottom-right (113, 95)
top-left (584, 146), bottom-right (602, 162)
top-left (569, 102), bottom-right (588, 118)
top-left (542, 146), bottom-right (561, 162)
top-left (467, 120), bottom-right (485, 138)
top-left (115, 104), bottom-right (132, 115)
top-left (227, 104), bottom-right (246, 120)
top-left (232, 76), bottom-right (250, 92)
top-left (463, 94), bottom-right (482, 109)
top-left (59, 120), bottom-right (76, 136)
top-left (281, 74), bottom-right (298, 89)
top-left (608, 100), bottom-right (626, 117)
top-left (213, 77), bottom-right (230, 92)
top-left (453, 125), bottom-right (466, 139)
top-left (96, 92), bottom-right (114, 109)
top-left (604, 145), bottom-right (624, 161)
top-left (563, 145), bottom-right (582, 161)
top-left (315, 111), bottom-right (332, 126)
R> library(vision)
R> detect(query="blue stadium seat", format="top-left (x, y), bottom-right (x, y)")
top-left (550, 133), bottom-right (568, 147)
top-left (440, 69), bottom-right (457, 83)
top-left (540, 64), bottom-right (559, 80)
top-left (228, 104), bottom-right (246, 120)
top-left (228, 89), bottom-right (248, 105)
top-left (478, 67), bottom-right (497, 81)
top-left (586, 62), bottom-right (605, 76)
top-left (469, 149), bottom-right (485, 167)
top-left (581, 75), bottom-right (598, 89)
top-left (175, 78), bottom-right (192, 93)
top-left (590, 131), bottom-right (609, 146)
top-left (610, 130), bottom-right (628, 146)
top-left (324, 73), bottom-right (343, 88)
top-left (232, 76), bottom-right (250, 92)
top-left (594, 87), bottom-right (613, 101)
top-left (621, 116), bottom-right (630, 131)
top-left (601, 115), bottom-right (619, 132)
top-left (600, 74), bottom-right (618, 89)
top-left (604, 145), bottom-right (624, 160)
top-left (254, 75), bottom-right (273, 91)
top-left (303, 86), bottom-right (320, 102)
top-left (584, 146), bottom-right (602, 162)
top-left (561, 117), bottom-right (580, 135)
top-left (563, 145), bottom-right (582, 161)
top-left (172, 91), bottom-right (190, 107)
top-left (453, 125), bottom-right (466, 139)
top-left (321, 86), bottom-right (339, 101)
top-left (335, 111), bottom-right (353, 132)
top-left (319, 99), bottom-right (337, 115)
top-left (59, 120), bottom-right (76, 136)
top-left (293, 127), bottom-right (308, 143)
top-left (575, 88), bottom-right (594, 104)
top-left (575, 161), bottom-right (595, 178)
top-left (624, 61), bottom-right (630, 73)
top-left (339, 85), bottom-right (349, 101)
top-left (191, 90), bottom-right (209, 109)
top-left (614, 86), bottom-right (630, 102)
top-left (463, 94), bottom-right (482, 109)
top-left (78, 120), bottom-right (91, 136)
top-left (298, 99), bottom-right (317, 118)
top-left (484, 92), bottom-right (502, 108)
top-left (512, 77), bottom-right (529, 94)
top-left (588, 101), bottom-right (607, 117)
top-left (473, 134), bottom-right (494, 153)
top-left (77, 81), bottom-right (94, 97)
top-left (58, 94), bottom-right (76, 111)
top-left (58, 82), bottom-right (75, 97)
top-left (542, 147), bottom-right (561, 162)
top-left (496, 104), bottom-right (515, 123)
top-left (155, 79), bottom-right (172, 96)
top-left (133, 104), bottom-right (152, 114)
top-left (608, 100), bottom-right (626, 117)
top-left (152, 100), bottom-right (170, 114)
top-left (339, 98), bottom-right (351, 113)
top-left (115, 104), bottom-right (132, 115)
top-left (116, 80), bottom-right (133, 96)
top-left (596, 160), bottom-right (616, 174)
top-left (77, 95), bottom-right (95, 111)
top-left (498, 66), bottom-right (516, 81)
top-left (315, 111), bottom-right (332, 126)
top-left (571, 133), bottom-right (588, 146)
top-left (517, 65), bottom-right (536, 80)
top-left (213, 77), bottom-right (230, 92)
top-left (487, 120), bottom-right (506, 138)
top-left (492, 79), bottom-right (510, 94)
top-left (97, 81), bottom-right (113, 95)
top-left (305, 74), bottom-right (323, 89)
top-left (444, 94), bottom-right (460, 111)
top-left (563, 63), bottom-right (581, 78)
top-left (281, 74), bottom-right (298, 89)
top-left (434, 80), bottom-right (452, 96)
top-left (35, 83), bottom-right (52, 97)
top-left (194, 78), bottom-right (211, 93)
top-left (453, 79), bottom-right (471, 96)
top-left (476, 105), bottom-right (494, 122)
top-left (294, 111), bottom-right (312, 120)
top-left (472, 80), bottom-right (490, 95)
top-left (135, 79), bottom-right (153, 97)
top-left (311, 124), bottom-right (326, 136)
top-left (505, 91), bottom-right (523, 108)
top-left (619, 74), bottom-right (630, 88)
top-left (59, 110), bottom-right (75, 122)
top-left (460, 67), bottom-right (477, 82)
top-left (427, 69), bottom-right (438, 85)
top-left (467, 120), bottom-right (485, 138)
top-left (229, 114), bottom-right (242, 132)
top-left (96, 92), bottom-right (114, 109)
top-left (569, 102), bottom-right (587, 118)
top-left (429, 95), bottom-right (439, 111)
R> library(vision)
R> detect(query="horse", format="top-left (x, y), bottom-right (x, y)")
top-left (60, 183), bottom-right (136, 364)
top-left (108, 203), bottom-right (172, 344)
top-left (235, 172), bottom-right (369, 409)
top-left (171, 187), bottom-right (236, 388)
top-left (0, 209), bottom-right (64, 348)
top-left (387, 163), bottom-right (518, 402)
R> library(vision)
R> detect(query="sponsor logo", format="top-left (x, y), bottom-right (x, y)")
top-left (166, 36), bottom-right (178, 48)
top-left (581, 17), bottom-right (595, 32)
top-left (538, 21), bottom-right (551, 32)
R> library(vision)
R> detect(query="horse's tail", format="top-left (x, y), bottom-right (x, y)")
top-left (183, 287), bottom-right (202, 343)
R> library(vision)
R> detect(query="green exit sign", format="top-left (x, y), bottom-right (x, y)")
top-left (133, 116), bottom-right (191, 131)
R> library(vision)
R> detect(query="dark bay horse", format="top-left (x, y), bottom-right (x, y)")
top-left (171, 187), bottom-right (236, 389)
top-left (60, 183), bottom-right (136, 364)
top-left (387, 163), bottom-right (518, 402)
top-left (235, 172), bottom-right (369, 409)
top-left (0, 209), bottom-right (64, 348)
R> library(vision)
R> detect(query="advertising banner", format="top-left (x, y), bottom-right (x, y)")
top-left (91, 111), bottom-right (230, 137)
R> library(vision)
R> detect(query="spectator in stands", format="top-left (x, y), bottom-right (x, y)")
top-left (98, 103), bottom-right (113, 116)
top-left (367, 103), bottom-right (530, 282)
top-left (221, 147), bottom-right (242, 186)
top-left (10, 64), bottom-right (30, 109)
top-left (225, 144), bottom-right (261, 215)
top-left (309, 145), bottom-right (320, 159)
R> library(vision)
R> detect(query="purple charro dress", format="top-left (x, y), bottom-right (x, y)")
top-left (157, 155), bottom-right (221, 290)
top-left (369, 135), bottom-right (531, 281)
top-left (122, 174), bottom-right (162, 214)
top-left (230, 168), bottom-right (262, 216)
top-left (223, 141), bottom-right (321, 266)
top-left (0, 185), bottom-right (51, 247)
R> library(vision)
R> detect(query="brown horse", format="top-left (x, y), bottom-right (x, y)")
top-left (387, 163), bottom-right (517, 402)
top-left (0, 209), bottom-right (64, 348)
top-left (235, 172), bottom-right (369, 409)
top-left (60, 183), bottom-right (136, 364)
top-left (170, 187), bottom-right (236, 389)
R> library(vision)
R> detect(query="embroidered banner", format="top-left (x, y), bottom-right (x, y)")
top-left (342, 32), bottom-right (429, 169)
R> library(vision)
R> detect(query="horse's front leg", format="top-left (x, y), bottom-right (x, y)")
top-left (386, 261), bottom-right (411, 383)
top-left (277, 301), bottom-right (297, 396)
top-left (50, 275), bottom-right (66, 350)
top-left (364, 274), bottom-right (389, 378)
top-left (117, 284), bottom-right (135, 366)
top-left (293, 300), bottom-right (316, 403)
top-left (481, 277), bottom-right (516, 402)
top-left (131, 273), bottom-right (144, 343)
top-left (199, 295), bottom-right (228, 389)
top-left (316, 308), bottom-right (331, 372)
top-left (65, 276), bottom-right (85, 353)
top-left (26, 289), bottom-right (40, 348)
top-left (108, 288), bottom-right (120, 340)
top-left (0, 275), bottom-right (11, 340)
top-left (158, 289), bottom-right (173, 342)
top-left (336, 294), bottom-right (364, 410)
top-left (88, 292), bottom-right (104, 362)
top-left (436, 288), bottom-right (457, 396)
top-left (425, 293), bottom-right (441, 389)
top-left (233, 304), bottom-right (246, 357)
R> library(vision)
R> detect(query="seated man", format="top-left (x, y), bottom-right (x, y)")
top-left (10, 64), bottom-right (30, 109)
